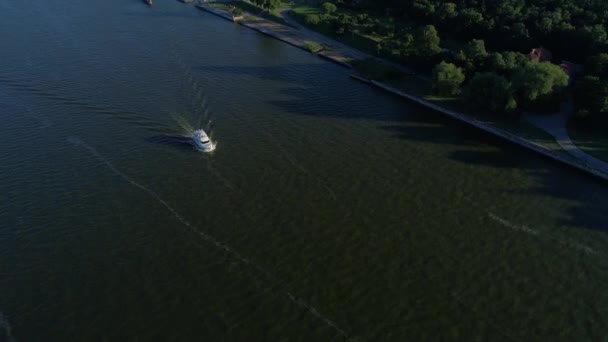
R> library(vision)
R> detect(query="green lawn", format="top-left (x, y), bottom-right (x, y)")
top-left (207, 2), bottom-right (231, 12)
top-left (568, 123), bottom-right (608, 162)
top-left (303, 41), bottom-right (323, 52)
top-left (382, 75), bottom-right (568, 155)
top-left (290, 5), bottom-right (318, 16)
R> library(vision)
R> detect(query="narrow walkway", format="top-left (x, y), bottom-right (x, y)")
top-left (524, 101), bottom-right (608, 173)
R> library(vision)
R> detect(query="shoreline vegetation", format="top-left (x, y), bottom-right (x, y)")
top-left (197, 0), bottom-right (608, 181)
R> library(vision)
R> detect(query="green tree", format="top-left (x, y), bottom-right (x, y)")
top-left (265, 0), bottom-right (281, 10)
top-left (437, 2), bottom-right (457, 20)
top-left (464, 72), bottom-right (517, 112)
top-left (587, 53), bottom-right (608, 80)
top-left (459, 8), bottom-right (483, 30)
top-left (305, 14), bottom-right (321, 26)
top-left (502, 51), bottom-right (528, 73)
top-left (413, 25), bottom-right (442, 57)
top-left (432, 61), bottom-right (465, 96)
top-left (485, 52), bottom-right (506, 72)
top-left (253, 0), bottom-right (279, 11)
top-left (412, 0), bottom-right (435, 18)
top-left (511, 62), bottom-right (569, 106)
top-left (510, 22), bottom-right (529, 39)
top-left (321, 2), bottom-right (337, 16)
top-left (466, 39), bottom-right (488, 61)
top-left (231, 7), bottom-right (243, 17)
top-left (574, 76), bottom-right (608, 119)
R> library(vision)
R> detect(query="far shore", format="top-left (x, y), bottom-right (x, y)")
top-left (196, 2), bottom-right (608, 182)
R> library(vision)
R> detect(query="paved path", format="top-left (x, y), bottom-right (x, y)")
top-left (524, 101), bottom-right (608, 173)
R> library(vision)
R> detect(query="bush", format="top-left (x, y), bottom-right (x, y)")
top-left (321, 2), bottom-right (337, 16)
top-left (305, 14), bottom-right (321, 26)
top-left (303, 42), bottom-right (323, 53)
top-left (231, 7), bottom-right (243, 17)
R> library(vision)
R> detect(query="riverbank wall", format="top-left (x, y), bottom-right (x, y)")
top-left (197, 3), bottom-right (608, 182)
top-left (351, 75), bottom-right (608, 181)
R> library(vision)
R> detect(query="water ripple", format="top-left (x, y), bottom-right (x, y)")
top-left (68, 137), bottom-right (350, 339)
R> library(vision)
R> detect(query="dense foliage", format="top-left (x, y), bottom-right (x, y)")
top-left (299, 0), bottom-right (607, 119)
top-left (463, 72), bottom-right (516, 113)
top-left (249, 0), bottom-right (281, 11)
top-left (511, 62), bottom-right (569, 106)
top-left (334, 0), bottom-right (608, 63)
top-left (574, 54), bottom-right (608, 124)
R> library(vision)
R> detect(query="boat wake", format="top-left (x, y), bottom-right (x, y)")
top-left (488, 212), bottom-right (539, 236)
top-left (192, 128), bottom-right (216, 152)
top-left (170, 110), bottom-right (216, 152)
top-left (67, 137), bottom-right (348, 338)
top-left (488, 212), bottom-right (597, 255)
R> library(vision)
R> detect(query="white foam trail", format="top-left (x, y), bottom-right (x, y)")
top-left (0, 311), bottom-right (15, 342)
top-left (204, 160), bottom-right (242, 195)
top-left (170, 112), bottom-right (194, 134)
top-left (68, 137), bottom-right (348, 338)
top-left (488, 212), bottom-right (539, 236)
top-left (488, 212), bottom-right (597, 255)
top-left (553, 239), bottom-right (597, 255)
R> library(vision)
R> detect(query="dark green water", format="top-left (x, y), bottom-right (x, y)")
top-left (1, 0), bottom-right (608, 340)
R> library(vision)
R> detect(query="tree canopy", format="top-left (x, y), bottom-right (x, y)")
top-left (334, 0), bottom-right (608, 63)
top-left (432, 61), bottom-right (465, 96)
top-left (464, 72), bottom-right (516, 113)
top-left (511, 62), bottom-right (569, 105)
top-left (413, 25), bottom-right (441, 57)
top-left (250, 0), bottom-right (280, 11)
top-left (321, 2), bottom-right (337, 16)
top-left (298, 0), bottom-right (606, 121)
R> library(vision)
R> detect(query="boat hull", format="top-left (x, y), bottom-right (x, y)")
top-left (193, 129), bottom-right (216, 152)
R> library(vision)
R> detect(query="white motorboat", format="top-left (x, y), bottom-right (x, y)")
top-left (193, 129), bottom-right (215, 152)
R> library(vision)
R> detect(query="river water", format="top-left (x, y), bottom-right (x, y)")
top-left (1, 0), bottom-right (608, 340)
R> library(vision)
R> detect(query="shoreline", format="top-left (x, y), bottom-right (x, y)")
top-left (197, 3), bottom-right (608, 182)
top-left (196, 4), bottom-right (355, 67)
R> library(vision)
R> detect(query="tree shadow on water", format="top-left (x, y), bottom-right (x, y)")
top-left (449, 142), bottom-right (608, 233)
top-left (382, 117), bottom-right (608, 233)
top-left (380, 121), bottom-right (489, 147)
top-left (194, 63), bottom-right (608, 232)
top-left (193, 64), bottom-right (331, 85)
